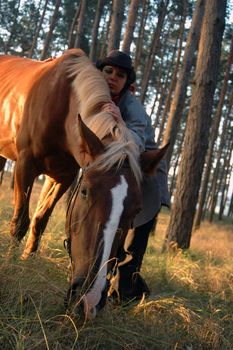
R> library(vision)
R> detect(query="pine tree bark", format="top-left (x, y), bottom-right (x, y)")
top-left (164, 0), bottom-right (226, 250)
top-left (99, 4), bottom-right (113, 58)
top-left (151, 15), bottom-right (176, 126)
top-left (150, 63), bottom-right (163, 119)
top-left (161, 0), bottom-right (205, 166)
top-left (169, 130), bottom-right (185, 197)
top-left (157, 4), bottom-right (186, 144)
top-left (227, 192), bottom-right (233, 218)
top-left (194, 34), bottom-right (233, 229)
top-left (208, 112), bottom-right (233, 222)
top-left (108, 0), bottom-right (125, 51)
top-left (218, 139), bottom-right (233, 220)
top-left (74, 0), bottom-right (87, 49)
top-left (121, 0), bottom-right (140, 54)
top-left (140, 0), bottom-right (169, 104)
top-left (134, 0), bottom-right (149, 70)
top-left (89, 0), bottom-right (106, 61)
top-left (67, 3), bottom-right (81, 49)
top-left (40, 0), bottom-right (62, 60)
top-left (28, 0), bottom-right (49, 58)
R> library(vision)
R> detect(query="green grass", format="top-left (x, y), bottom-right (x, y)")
top-left (0, 173), bottom-right (233, 349)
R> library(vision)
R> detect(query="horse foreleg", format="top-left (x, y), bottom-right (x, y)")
top-left (21, 176), bottom-right (71, 259)
top-left (0, 156), bottom-right (6, 185)
top-left (10, 154), bottom-right (37, 243)
top-left (0, 170), bottom-right (3, 184)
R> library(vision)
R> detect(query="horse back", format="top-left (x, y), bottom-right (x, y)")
top-left (0, 50), bottom-right (84, 161)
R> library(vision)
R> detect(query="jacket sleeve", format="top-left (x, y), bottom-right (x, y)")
top-left (118, 92), bottom-right (147, 152)
top-left (145, 115), bottom-right (170, 207)
top-left (118, 91), bottom-right (170, 209)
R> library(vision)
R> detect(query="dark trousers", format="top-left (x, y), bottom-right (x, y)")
top-left (108, 215), bottom-right (157, 301)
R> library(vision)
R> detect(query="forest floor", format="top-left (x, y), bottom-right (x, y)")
top-left (0, 172), bottom-right (233, 350)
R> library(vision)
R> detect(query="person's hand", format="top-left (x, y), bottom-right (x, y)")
top-left (101, 102), bottom-right (125, 125)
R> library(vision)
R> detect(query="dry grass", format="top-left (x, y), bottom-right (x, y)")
top-left (0, 172), bottom-right (233, 349)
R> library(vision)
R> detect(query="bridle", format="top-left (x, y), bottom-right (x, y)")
top-left (64, 168), bottom-right (85, 258)
top-left (63, 161), bottom-right (137, 310)
top-left (64, 160), bottom-right (133, 259)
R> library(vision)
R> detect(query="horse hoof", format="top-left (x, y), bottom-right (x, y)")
top-left (20, 252), bottom-right (29, 260)
top-left (20, 250), bottom-right (35, 260)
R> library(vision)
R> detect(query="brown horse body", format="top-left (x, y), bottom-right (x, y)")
top-left (0, 50), bottom-right (84, 254)
top-left (0, 155), bottom-right (6, 184)
top-left (0, 49), bottom-right (167, 318)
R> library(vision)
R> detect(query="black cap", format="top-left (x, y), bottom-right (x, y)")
top-left (96, 50), bottom-right (136, 84)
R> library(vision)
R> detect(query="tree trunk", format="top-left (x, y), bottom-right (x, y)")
top-left (227, 192), bottom-right (233, 218)
top-left (150, 64), bottom-right (163, 119)
top-left (218, 139), bottom-right (233, 220)
top-left (108, 0), bottom-right (125, 51)
top-left (140, 0), bottom-right (169, 104)
top-left (157, 3), bottom-right (186, 144)
top-left (67, 3), bottom-right (81, 49)
top-left (151, 16), bottom-right (176, 128)
top-left (194, 34), bottom-right (233, 229)
top-left (99, 3), bottom-right (113, 58)
top-left (28, 0), bottom-right (48, 58)
top-left (40, 0), bottom-right (62, 60)
top-left (121, 0), bottom-right (140, 54)
top-left (153, 58), bottom-right (172, 131)
top-left (89, 0), bottom-right (106, 61)
top-left (208, 161), bottom-right (222, 222)
top-left (161, 0), bottom-right (205, 166)
top-left (74, 0), bottom-right (87, 49)
top-left (150, 15), bottom-right (174, 121)
top-left (169, 129), bottom-right (185, 197)
top-left (208, 112), bottom-right (233, 222)
top-left (205, 90), bottom-right (233, 221)
top-left (164, 0), bottom-right (226, 251)
top-left (134, 0), bottom-right (149, 70)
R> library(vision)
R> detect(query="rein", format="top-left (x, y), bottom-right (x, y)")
top-left (64, 160), bottom-right (130, 258)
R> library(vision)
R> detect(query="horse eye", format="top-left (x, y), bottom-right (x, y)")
top-left (80, 187), bottom-right (88, 199)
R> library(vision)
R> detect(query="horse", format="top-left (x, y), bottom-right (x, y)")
top-left (0, 48), bottom-right (168, 319)
top-left (0, 155), bottom-right (6, 184)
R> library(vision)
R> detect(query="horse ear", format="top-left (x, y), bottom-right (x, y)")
top-left (140, 143), bottom-right (169, 175)
top-left (76, 114), bottom-right (105, 167)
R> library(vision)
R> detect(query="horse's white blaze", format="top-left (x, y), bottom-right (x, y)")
top-left (84, 175), bottom-right (128, 318)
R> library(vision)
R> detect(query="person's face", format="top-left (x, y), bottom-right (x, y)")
top-left (102, 65), bottom-right (128, 96)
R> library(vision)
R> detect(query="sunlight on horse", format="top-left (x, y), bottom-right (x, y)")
top-left (0, 49), bottom-right (168, 319)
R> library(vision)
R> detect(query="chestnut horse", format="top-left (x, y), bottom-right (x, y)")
top-left (0, 155), bottom-right (6, 184)
top-left (0, 49), bottom-right (167, 318)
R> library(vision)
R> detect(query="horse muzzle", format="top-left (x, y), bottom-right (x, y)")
top-left (65, 277), bottom-right (109, 320)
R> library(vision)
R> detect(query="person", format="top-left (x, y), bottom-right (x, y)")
top-left (96, 50), bottom-right (170, 302)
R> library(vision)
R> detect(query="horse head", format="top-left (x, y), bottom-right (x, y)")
top-left (65, 116), bottom-right (168, 319)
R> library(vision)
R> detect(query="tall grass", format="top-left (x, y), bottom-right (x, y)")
top-left (0, 173), bottom-right (233, 349)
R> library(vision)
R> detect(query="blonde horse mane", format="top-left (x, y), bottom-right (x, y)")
top-left (66, 53), bottom-right (142, 185)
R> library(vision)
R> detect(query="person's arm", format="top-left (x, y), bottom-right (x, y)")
top-left (118, 93), bottom-right (147, 152)
top-left (101, 97), bottom-right (147, 151)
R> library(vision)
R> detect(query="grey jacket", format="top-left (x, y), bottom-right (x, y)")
top-left (117, 90), bottom-right (170, 227)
